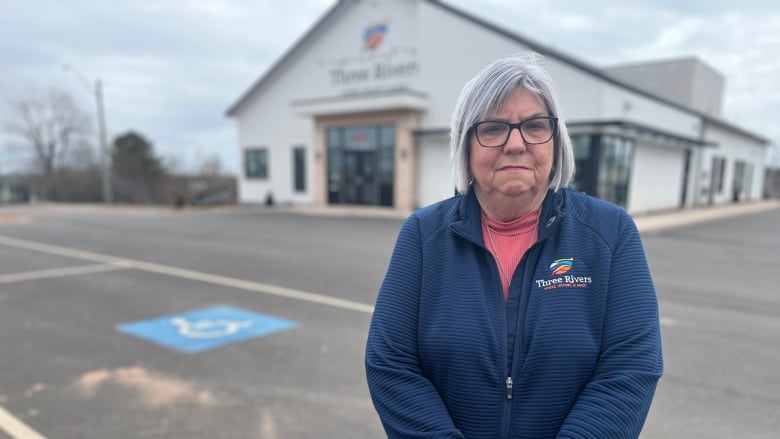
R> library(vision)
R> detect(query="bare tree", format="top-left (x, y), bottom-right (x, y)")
top-left (61, 138), bottom-right (98, 170)
top-left (3, 89), bottom-right (92, 197)
top-left (198, 154), bottom-right (223, 177)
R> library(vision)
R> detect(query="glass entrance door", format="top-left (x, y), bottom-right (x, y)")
top-left (344, 151), bottom-right (376, 205)
top-left (326, 124), bottom-right (394, 207)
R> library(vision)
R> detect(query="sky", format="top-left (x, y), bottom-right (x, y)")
top-left (1, 0), bottom-right (779, 176)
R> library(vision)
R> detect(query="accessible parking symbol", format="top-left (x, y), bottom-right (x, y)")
top-left (117, 305), bottom-right (297, 353)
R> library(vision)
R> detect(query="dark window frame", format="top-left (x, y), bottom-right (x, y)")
top-left (292, 146), bottom-right (306, 192)
top-left (245, 147), bottom-right (269, 179)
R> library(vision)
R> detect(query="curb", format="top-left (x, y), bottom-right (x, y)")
top-left (633, 200), bottom-right (780, 233)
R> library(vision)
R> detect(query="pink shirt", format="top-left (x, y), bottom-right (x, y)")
top-left (481, 209), bottom-right (540, 301)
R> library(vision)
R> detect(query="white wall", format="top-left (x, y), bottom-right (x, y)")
top-left (416, 135), bottom-right (453, 207)
top-left (416, 2), bottom-right (531, 128)
top-left (628, 142), bottom-right (686, 213)
top-left (605, 58), bottom-right (725, 117)
top-left (697, 123), bottom-right (767, 205)
top-left (415, 1), bottom-right (608, 130)
top-left (600, 84), bottom-right (701, 139)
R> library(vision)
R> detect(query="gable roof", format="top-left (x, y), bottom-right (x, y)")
top-left (226, 0), bottom-right (767, 145)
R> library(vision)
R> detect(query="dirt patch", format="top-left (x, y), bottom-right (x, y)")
top-left (75, 366), bottom-right (218, 408)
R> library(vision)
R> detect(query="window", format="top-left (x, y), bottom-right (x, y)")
top-left (570, 134), bottom-right (596, 194)
top-left (732, 160), bottom-right (747, 201)
top-left (597, 136), bottom-right (634, 208)
top-left (378, 124), bottom-right (395, 206)
top-left (711, 156), bottom-right (726, 194)
top-left (245, 148), bottom-right (268, 179)
top-left (293, 146), bottom-right (306, 192)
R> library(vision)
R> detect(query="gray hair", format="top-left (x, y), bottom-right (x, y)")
top-left (450, 54), bottom-right (575, 194)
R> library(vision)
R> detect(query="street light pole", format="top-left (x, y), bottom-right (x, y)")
top-left (94, 79), bottom-right (112, 203)
top-left (62, 64), bottom-right (113, 203)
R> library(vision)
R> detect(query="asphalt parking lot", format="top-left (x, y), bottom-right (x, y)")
top-left (0, 202), bottom-right (778, 438)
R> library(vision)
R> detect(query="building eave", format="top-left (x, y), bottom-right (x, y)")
top-left (702, 116), bottom-right (770, 145)
top-left (291, 88), bottom-right (429, 116)
top-left (567, 119), bottom-right (716, 148)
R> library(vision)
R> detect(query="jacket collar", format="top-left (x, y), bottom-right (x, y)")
top-left (450, 187), bottom-right (566, 246)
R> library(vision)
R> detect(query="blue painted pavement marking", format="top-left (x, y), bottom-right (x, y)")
top-left (117, 305), bottom-right (297, 353)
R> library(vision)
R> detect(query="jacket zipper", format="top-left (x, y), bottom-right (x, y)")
top-left (501, 263), bottom-right (517, 437)
top-left (484, 249), bottom-right (515, 437)
top-left (501, 235), bottom-right (547, 438)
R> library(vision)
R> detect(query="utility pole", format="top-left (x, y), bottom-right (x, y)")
top-left (63, 64), bottom-right (113, 203)
top-left (94, 79), bottom-right (112, 203)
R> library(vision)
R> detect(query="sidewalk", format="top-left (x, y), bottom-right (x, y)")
top-left (3, 199), bottom-right (779, 232)
top-left (632, 199), bottom-right (780, 232)
top-left (286, 199), bottom-right (780, 233)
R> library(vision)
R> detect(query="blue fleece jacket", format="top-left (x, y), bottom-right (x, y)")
top-left (365, 188), bottom-right (663, 438)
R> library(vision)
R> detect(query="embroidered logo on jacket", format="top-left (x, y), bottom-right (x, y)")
top-left (549, 258), bottom-right (573, 275)
top-left (535, 257), bottom-right (592, 290)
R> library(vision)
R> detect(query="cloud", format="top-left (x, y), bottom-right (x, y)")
top-left (623, 11), bottom-right (780, 139)
top-left (0, 0), bottom-right (338, 174)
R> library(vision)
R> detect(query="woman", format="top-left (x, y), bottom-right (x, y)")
top-left (365, 55), bottom-right (663, 438)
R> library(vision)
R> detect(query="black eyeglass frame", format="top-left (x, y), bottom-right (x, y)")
top-left (470, 116), bottom-right (559, 148)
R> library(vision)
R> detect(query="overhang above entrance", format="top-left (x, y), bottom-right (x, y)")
top-left (568, 119), bottom-right (716, 149)
top-left (291, 88), bottom-right (428, 116)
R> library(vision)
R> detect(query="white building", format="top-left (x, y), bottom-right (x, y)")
top-left (226, 0), bottom-right (768, 214)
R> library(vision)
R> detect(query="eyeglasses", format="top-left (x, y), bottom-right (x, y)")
top-left (471, 116), bottom-right (558, 147)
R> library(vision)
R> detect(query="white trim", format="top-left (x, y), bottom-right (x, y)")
top-left (292, 92), bottom-right (428, 116)
top-left (0, 264), bottom-right (126, 285)
top-left (0, 235), bottom-right (374, 314)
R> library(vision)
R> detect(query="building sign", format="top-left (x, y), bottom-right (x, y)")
top-left (329, 61), bottom-right (419, 87)
top-left (319, 19), bottom-right (419, 92)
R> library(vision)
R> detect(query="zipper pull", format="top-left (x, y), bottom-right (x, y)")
top-left (505, 376), bottom-right (513, 400)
